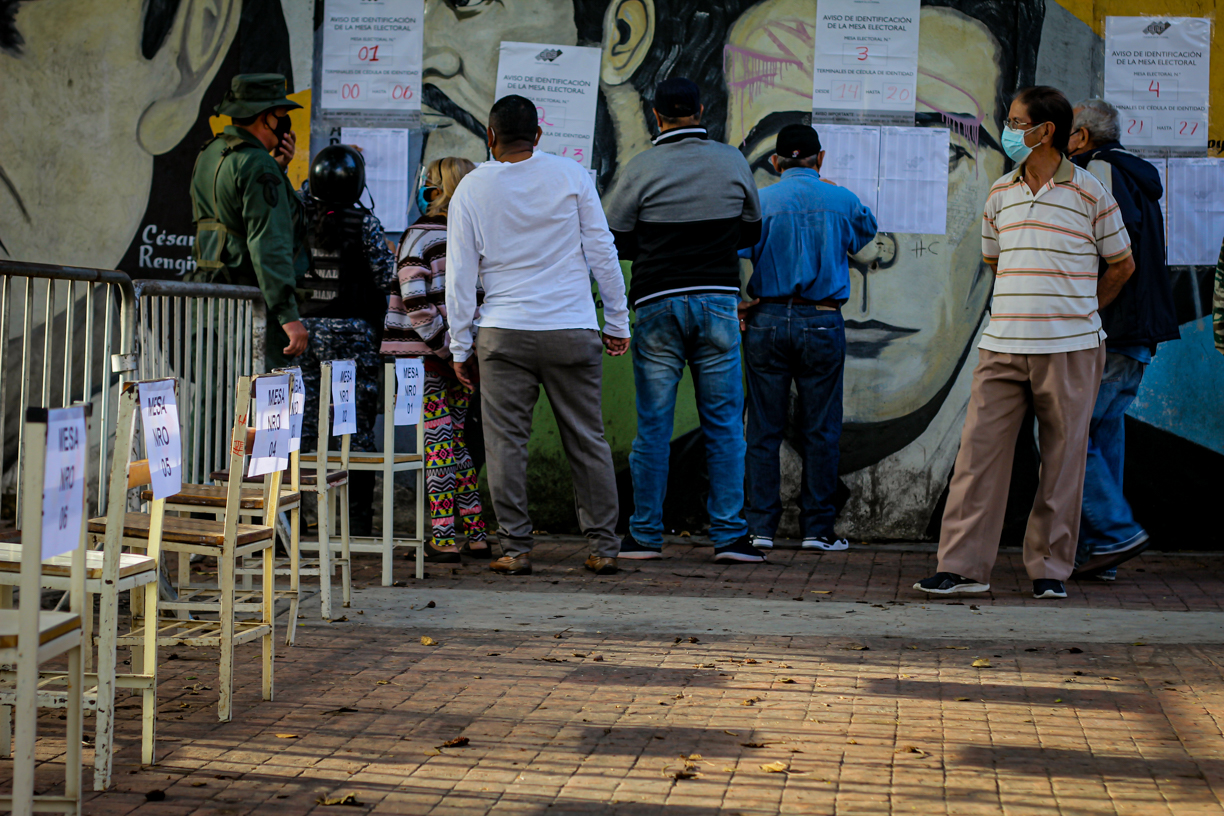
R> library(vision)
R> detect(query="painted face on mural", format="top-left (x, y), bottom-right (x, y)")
top-left (725, 3), bottom-right (1006, 433)
top-left (421, 0), bottom-right (658, 172)
top-left (0, 0), bottom-right (237, 268)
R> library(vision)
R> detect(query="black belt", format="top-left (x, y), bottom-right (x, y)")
top-left (756, 296), bottom-right (840, 309)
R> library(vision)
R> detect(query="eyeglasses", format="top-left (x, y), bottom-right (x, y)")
top-left (1004, 118), bottom-right (1041, 130)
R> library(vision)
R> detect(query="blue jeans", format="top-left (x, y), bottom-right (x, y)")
top-left (744, 304), bottom-right (845, 539)
top-left (1076, 351), bottom-right (1148, 565)
top-left (628, 294), bottom-right (747, 546)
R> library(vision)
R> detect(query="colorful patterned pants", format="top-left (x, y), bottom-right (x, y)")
top-left (423, 368), bottom-right (488, 549)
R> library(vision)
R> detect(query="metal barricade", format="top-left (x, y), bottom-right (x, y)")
top-left (2, 264), bottom-right (268, 526)
top-left (0, 260), bottom-right (136, 522)
top-left (131, 279), bottom-right (267, 486)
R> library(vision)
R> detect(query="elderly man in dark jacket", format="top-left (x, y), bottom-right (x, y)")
top-left (1066, 98), bottom-right (1180, 579)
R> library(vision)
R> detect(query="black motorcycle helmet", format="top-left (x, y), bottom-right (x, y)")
top-left (309, 145), bottom-right (365, 204)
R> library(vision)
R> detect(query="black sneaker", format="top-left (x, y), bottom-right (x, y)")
top-left (713, 536), bottom-right (767, 563)
top-left (618, 532), bottom-right (662, 560)
top-left (913, 572), bottom-right (990, 595)
top-left (1032, 579), bottom-right (1067, 599)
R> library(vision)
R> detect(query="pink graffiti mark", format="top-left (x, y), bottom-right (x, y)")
top-left (917, 69), bottom-right (988, 176)
top-left (724, 18), bottom-right (816, 147)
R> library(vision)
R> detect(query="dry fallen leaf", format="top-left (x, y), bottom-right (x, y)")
top-left (191, 782), bottom-right (207, 788)
top-left (688, 637), bottom-right (700, 643)
top-left (847, 739), bottom-right (858, 745)
top-left (745, 659), bottom-right (759, 665)
top-left (333, 616), bottom-right (349, 622)
top-left (740, 742), bottom-right (771, 748)
top-left (437, 737), bottom-right (470, 749)
top-left (376, 680), bottom-right (391, 685)
top-left (811, 590), bottom-right (831, 594)
top-left (955, 697), bottom-right (970, 702)
top-left (420, 636), bottom-right (439, 646)
top-left (844, 644), bottom-right (870, 651)
top-left (741, 697), bottom-right (762, 706)
top-left (896, 745), bottom-right (927, 756)
top-left (1103, 676), bottom-right (1121, 681)
top-left (972, 659), bottom-right (992, 668)
top-left (760, 761), bottom-right (789, 773)
top-left (572, 653), bottom-right (587, 658)
top-left (723, 730), bottom-right (739, 736)
top-left (592, 655), bottom-right (604, 662)
top-left (274, 733), bottom-right (299, 739)
top-left (316, 792), bottom-right (363, 807)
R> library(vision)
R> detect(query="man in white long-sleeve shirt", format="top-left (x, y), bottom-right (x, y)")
top-left (445, 94), bottom-right (632, 577)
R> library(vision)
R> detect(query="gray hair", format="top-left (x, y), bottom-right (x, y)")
top-left (1072, 98), bottom-right (1121, 144)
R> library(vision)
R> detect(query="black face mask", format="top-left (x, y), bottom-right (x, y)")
top-left (268, 111), bottom-right (292, 144)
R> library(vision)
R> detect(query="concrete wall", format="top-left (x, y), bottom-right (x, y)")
top-left (2, 0), bottom-right (1220, 541)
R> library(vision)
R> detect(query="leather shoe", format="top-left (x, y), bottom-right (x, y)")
top-left (584, 555), bottom-right (618, 575)
top-left (490, 554), bottom-right (532, 575)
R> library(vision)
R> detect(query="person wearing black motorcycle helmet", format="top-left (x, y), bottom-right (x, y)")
top-left (294, 143), bottom-right (398, 538)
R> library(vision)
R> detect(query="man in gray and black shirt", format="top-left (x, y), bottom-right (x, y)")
top-left (604, 77), bottom-right (764, 563)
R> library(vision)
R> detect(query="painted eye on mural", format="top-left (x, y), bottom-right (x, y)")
top-left (949, 143), bottom-right (973, 172)
top-left (446, 0), bottom-right (496, 9)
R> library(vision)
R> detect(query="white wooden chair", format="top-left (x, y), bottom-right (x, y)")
top-left (291, 360), bottom-right (354, 621)
top-left (95, 375), bottom-right (277, 722)
top-left (161, 370), bottom-right (304, 645)
top-left (0, 384), bottom-right (162, 792)
top-left (0, 406), bottom-right (87, 815)
top-left (298, 361), bottom-right (425, 584)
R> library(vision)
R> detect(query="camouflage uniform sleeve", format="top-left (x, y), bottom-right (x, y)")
top-left (363, 213), bottom-right (398, 293)
top-left (240, 155), bottom-right (301, 327)
top-left (1214, 237), bottom-right (1224, 354)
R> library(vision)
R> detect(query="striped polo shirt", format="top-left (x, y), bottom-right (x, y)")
top-left (980, 156), bottom-right (1132, 354)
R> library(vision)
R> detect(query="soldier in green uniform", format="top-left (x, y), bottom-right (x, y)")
top-left (189, 73), bottom-right (310, 369)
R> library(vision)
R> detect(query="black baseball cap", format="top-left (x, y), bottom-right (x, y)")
top-left (653, 77), bottom-right (701, 118)
top-left (776, 124), bottom-right (822, 159)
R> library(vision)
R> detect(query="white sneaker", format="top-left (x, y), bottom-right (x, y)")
top-left (802, 536), bottom-right (849, 551)
top-left (750, 535), bottom-right (773, 550)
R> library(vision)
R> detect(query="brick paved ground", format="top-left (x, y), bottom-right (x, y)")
top-left (5, 541), bottom-right (1224, 815)
top-left (351, 536), bottom-right (1224, 612)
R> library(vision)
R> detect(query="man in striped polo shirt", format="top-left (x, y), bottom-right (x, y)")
top-left (915, 86), bottom-right (1135, 600)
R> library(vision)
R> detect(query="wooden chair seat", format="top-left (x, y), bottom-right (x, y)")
top-left (209, 468), bottom-right (347, 487)
top-left (140, 484), bottom-right (301, 510)
top-left (0, 543), bottom-right (155, 581)
top-left (0, 610), bottom-right (80, 649)
top-left (299, 452), bottom-right (421, 465)
top-left (87, 513), bottom-right (273, 547)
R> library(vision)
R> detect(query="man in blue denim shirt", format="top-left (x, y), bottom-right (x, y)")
top-left (738, 125), bottom-right (877, 551)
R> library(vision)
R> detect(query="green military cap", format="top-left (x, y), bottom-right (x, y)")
top-left (215, 73), bottom-right (302, 118)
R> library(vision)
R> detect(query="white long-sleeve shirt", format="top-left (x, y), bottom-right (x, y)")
top-left (444, 151), bottom-right (631, 362)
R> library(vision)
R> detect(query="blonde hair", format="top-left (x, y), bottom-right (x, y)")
top-left (425, 156), bottom-right (477, 217)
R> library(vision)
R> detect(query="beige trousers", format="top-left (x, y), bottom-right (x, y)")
top-left (937, 345), bottom-right (1106, 583)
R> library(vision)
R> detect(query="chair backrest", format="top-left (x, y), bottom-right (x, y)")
top-left (272, 366), bottom-right (304, 494)
top-left (246, 372), bottom-right (292, 524)
top-left (318, 361), bottom-right (355, 479)
top-left (20, 405), bottom-right (89, 633)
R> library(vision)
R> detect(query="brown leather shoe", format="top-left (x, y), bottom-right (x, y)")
top-left (490, 554), bottom-right (532, 575)
top-left (584, 555), bottom-right (618, 575)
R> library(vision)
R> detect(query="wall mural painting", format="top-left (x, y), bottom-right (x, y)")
top-left (2, 0), bottom-right (1220, 540)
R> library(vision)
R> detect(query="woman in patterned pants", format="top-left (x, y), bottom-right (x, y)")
top-left (381, 157), bottom-right (489, 562)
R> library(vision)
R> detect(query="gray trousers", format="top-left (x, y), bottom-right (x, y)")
top-left (476, 327), bottom-right (620, 558)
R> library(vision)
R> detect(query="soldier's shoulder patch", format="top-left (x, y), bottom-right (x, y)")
top-left (258, 172), bottom-right (281, 207)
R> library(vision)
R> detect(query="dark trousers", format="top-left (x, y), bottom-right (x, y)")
top-left (744, 304), bottom-right (845, 539)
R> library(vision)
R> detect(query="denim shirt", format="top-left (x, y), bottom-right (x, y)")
top-left (737, 167), bottom-right (877, 303)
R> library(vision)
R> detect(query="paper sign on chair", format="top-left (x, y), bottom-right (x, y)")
top-left (248, 374), bottom-right (292, 478)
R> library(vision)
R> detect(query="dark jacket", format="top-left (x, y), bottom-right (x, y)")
top-left (1073, 142), bottom-right (1180, 350)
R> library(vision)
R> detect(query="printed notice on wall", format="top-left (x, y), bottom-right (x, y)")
top-left (876, 126), bottom-right (949, 235)
top-left (1166, 158), bottom-right (1224, 266)
top-left (494, 42), bottom-right (602, 169)
top-left (812, 0), bottom-right (920, 125)
top-left (1104, 17), bottom-right (1211, 153)
top-left (320, 0), bottom-right (424, 122)
top-left (341, 128), bottom-right (410, 233)
top-left (41, 407), bottom-right (87, 561)
top-left (813, 124), bottom-right (881, 213)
